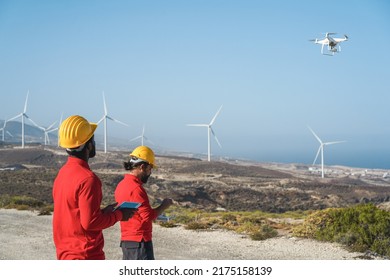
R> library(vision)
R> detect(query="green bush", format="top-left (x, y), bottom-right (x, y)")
top-left (158, 221), bottom-right (178, 228)
top-left (0, 195), bottom-right (44, 208)
top-left (0, 194), bottom-right (52, 214)
top-left (249, 224), bottom-right (278, 241)
top-left (293, 203), bottom-right (390, 257)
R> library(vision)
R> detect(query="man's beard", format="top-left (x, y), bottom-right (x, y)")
top-left (141, 174), bottom-right (150, 184)
top-left (89, 146), bottom-right (96, 158)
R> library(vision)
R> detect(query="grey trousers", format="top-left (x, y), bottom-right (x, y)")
top-left (120, 240), bottom-right (155, 260)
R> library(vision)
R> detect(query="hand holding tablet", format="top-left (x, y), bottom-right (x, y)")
top-left (114, 201), bottom-right (141, 211)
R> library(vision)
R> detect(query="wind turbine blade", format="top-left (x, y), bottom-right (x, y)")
top-left (47, 121), bottom-right (57, 130)
top-left (211, 128), bottom-right (222, 148)
top-left (25, 115), bottom-right (40, 128)
top-left (210, 105), bottom-right (223, 125)
top-left (102, 91), bottom-right (108, 115)
top-left (7, 114), bottom-right (22, 122)
top-left (313, 146), bottom-right (321, 165)
top-left (97, 116), bottom-right (105, 124)
top-left (110, 117), bottom-right (128, 126)
top-left (59, 112), bottom-right (63, 125)
top-left (187, 124), bottom-right (208, 127)
top-left (308, 126), bottom-right (322, 144)
top-left (324, 140), bottom-right (346, 146)
top-left (130, 135), bottom-right (142, 142)
top-left (24, 90), bottom-right (29, 113)
top-left (144, 136), bottom-right (154, 145)
top-left (6, 131), bottom-right (13, 137)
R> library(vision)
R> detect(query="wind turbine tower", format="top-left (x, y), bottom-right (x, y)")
top-left (187, 105), bottom-right (223, 162)
top-left (7, 91), bottom-right (39, 148)
top-left (98, 92), bottom-right (128, 153)
top-left (309, 126), bottom-right (346, 178)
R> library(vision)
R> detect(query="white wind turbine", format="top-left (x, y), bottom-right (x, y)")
top-left (130, 125), bottom-right (153, 146)
top-left (97, 92), bottom-right (128, 153)
top-left (7, 91), bottom-right (39, 148)
top-left (309, 126), bottom-right (346, 178)
top-left (0, 119), bottom-right (8, 141)
top-left (37, 121), bottom-right (58, 145)
top-left (187, 105), bottom-right (223, 162)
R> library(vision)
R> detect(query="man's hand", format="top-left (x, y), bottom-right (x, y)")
top-left (161, 198), bottom-right (174, 208)
top-left (155, 198), bottom-right (174, 217)
top-left (102, 202), bottom-right (118, 214)
top-left (120, 208), bottom-right (136, 221)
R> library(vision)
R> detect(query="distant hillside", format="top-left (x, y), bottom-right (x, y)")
top-left (0, 120), bottom-right (56, 144)
top-left (0, 120), bottom-right (203, 159)
top-left (2, 147), bottom-right (390, 213)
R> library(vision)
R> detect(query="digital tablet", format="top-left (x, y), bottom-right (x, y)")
top-left (114, 202), bottom-right (141, 211)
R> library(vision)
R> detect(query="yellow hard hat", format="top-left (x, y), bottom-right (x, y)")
top-left (130, 146), bottom-right (156, 168)
top-left (59, 115), bottom-right (97, 149)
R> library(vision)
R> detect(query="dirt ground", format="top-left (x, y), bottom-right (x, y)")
top-left (0, 209), bottom-right (367, 260)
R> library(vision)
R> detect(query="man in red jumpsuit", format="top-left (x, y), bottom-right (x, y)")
top-left (115, 146), bottom-right (173, 260)
top-left (53, 115), bottom-right (135, 260)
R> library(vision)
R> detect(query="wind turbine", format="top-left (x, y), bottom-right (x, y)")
top-left (37, 121), bottom-right (58, 145)
top-left (97, 92), bottom-right (128, 153)
top-left (308, 126), bottom-right (346, 178)
top-left (187, 105), bottom-right (223, 162)
top-left (130, 125), bottom-right (153, 146)
top-left (0, 119), bottom-right (8, 141)
top-left (7, 91), bottom-right (39, 148)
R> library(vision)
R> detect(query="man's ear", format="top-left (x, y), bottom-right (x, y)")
top-left (140, 163), bottom-right (148, 171)
top-left (87, 141), bottom-right (93, 151)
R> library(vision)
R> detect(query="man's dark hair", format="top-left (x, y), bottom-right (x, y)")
top-left (66, 136), bottom-right (94, 158)
top-left (123, 157), bottom-right (149, 171)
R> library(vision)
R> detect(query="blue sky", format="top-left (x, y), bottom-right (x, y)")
top-left (0, 0), bottom-right (389, 169)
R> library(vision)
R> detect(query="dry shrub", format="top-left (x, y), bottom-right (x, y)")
top-left (158, 221), bottom-right (178, 228)
top-left (292, 203), bottom-right (390, 257)
top-left (185, 221), bottom-right (209, 230)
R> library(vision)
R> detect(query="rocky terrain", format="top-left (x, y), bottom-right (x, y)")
top-left (1, 146), bottom-right (390, 213)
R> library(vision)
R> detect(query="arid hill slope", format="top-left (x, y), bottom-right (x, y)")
top-left (1, 147), bottom-right (390, 212)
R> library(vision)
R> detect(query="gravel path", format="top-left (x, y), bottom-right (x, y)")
top-left (0, 209), bottom-right (364, 260)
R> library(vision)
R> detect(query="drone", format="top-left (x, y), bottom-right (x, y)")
top-left (310, 33), bottom-right (348, 55)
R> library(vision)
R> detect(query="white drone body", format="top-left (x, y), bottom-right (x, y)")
top-left (311, 33), bottom-right (348, 56)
